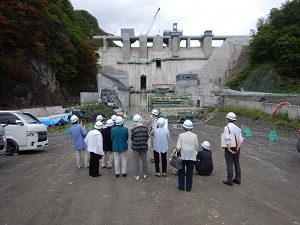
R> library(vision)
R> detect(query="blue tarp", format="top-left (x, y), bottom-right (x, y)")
top-left (38, 112), bottom-right (71, 127)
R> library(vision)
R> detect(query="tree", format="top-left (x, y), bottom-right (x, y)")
top-left (249, 0), bottom-right (300, 78)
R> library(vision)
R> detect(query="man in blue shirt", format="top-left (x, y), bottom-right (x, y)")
top-left (70, 115), bottom-right (89, 168)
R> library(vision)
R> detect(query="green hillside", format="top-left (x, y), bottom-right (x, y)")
top-left (226, 0), bottom-right (300, 93)
top-left (0, 0), bottom-right (113, 108)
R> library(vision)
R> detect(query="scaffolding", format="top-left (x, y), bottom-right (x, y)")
top-left (147, 92), bottom-right (200, 122)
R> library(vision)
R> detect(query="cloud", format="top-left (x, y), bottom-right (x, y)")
top-left (70, 0), bottom-right (285, 36)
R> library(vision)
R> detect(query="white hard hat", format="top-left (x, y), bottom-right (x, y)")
top-left (94, 121), bottom-right (103, 129)
top-left (151, 109), bottom-right (159, 116)
top-left (133, 114), bottom-right (142, 124)
top-left (226, 112), bottom-right (236, 121)
top-left (70, 115), bottom-right (79, 123)
top-left (111, 115), bottom-right (117, 122)
top-left (115, 116), bottom-right (124, 125)
top-left (183, 119), bottom-right (193, 129)
top-left (201, 141), bottom-right (210, 150)
top-left (106, 119), bottom-right (114, 127)
top-left (96, 115), bottom-right (104, 122)
top-left (157, 117), bottom-right (165, 126)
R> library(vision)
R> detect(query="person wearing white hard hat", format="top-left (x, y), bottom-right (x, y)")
top-left (195, 141), bottom-right (213, 176)
top-left (153, 117), bottom-right (170, 177)
top-left (69, 115), bottom-right (89, 169)
top-left (111, 115), bottom-right (117, 127)
top-left (100, 119), bottom-right (114, 169)
top-left (84, 121), bottom-right (104, 177)
top-left (131, 114), bottom-right (149, 180)
top-left (149, 109), bottom-right (159, 163)
top-left (96, 114), bottom-right (104, 122)
top-left (176, 119), bottom-right (198, 192)
top-left (223, 112), bottom-right (244, 186)
top-left (111, 116), bottom-right (128, 177)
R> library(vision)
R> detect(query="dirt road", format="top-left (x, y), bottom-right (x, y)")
top-left (0, 119), bottom-right (299, 225)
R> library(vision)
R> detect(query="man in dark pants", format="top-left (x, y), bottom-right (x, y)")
top-left (223, 112), bottom-right (244, 186)
top-left (84, 121), bottom-right (104, 177)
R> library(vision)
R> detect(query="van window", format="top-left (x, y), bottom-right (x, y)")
top-left (0, 112), bottom-right (19, 124)
top-left (17, 113), bottom-right (42, 124)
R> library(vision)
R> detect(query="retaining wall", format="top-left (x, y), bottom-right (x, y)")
top-left (19, 106), bottom-right (65, 118)
top-left (226, 99), bottom-right (300, 119)
top-left (80, 92), bottom-right (99, 105)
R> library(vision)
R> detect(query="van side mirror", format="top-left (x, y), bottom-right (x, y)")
top-left (15, 120), bottom-right (24, 126)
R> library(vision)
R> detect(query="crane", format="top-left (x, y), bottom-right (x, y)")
top-left (144, 7), bottom-right (160, 36)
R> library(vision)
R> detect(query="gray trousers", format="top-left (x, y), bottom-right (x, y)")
top-left (133, 150), bottom-right (148, 176)
top-left (225, 149), bottom-right (241, 183)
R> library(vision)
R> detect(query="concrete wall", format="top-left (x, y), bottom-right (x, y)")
top-left (95, 33), bottom-right (250, 111)
top-left (192, 36), bottom-right (250, 85)
top-left (20, 106), bottom-right (65, 118)
top-left (80, 92), bottom-right (99, 105)
top-left (97, 47), bottom-right (214, 91)
top-left (226, 99), bottom-right (300, 119)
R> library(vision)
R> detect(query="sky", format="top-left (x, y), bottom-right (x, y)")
top-left (69, 0), bottom-right (286, 37)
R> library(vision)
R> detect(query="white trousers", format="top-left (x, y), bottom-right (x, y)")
top-left (75, 149), bottom-right (89, 167)
top-left (101, 151), bottom-right (114, 167)
top-left (113, 151), bottom-right (127, 174)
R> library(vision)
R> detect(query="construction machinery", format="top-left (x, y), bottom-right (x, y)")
top-left (144, 7), bottom-right (160, 36)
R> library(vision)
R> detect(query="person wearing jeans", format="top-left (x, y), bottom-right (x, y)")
top-left (176, 120), bottom-right (198, 192)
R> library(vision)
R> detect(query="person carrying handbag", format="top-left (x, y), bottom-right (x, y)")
top-left (176, 120), bottom-right (198, 192)
top-left (223, 112), bottom-right (244, 186)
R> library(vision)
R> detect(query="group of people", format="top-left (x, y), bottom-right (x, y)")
top-left (69, 114), bottom-right (128, 177)
top-left (69, 109), bottom-right (243, 191)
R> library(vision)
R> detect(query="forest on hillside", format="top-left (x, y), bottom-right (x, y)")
top-left (226, 0), bottom-right (300, 93)
top-left (0, 0), bottom-right (111, 108)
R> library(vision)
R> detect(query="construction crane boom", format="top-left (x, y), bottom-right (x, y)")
top-left (145, 7), bottom-right (160, 36)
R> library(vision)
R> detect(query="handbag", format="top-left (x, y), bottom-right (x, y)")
top-left (221, 126), bottom-right (237, 148)
top-left (169, 148), bottom-right (182, 170)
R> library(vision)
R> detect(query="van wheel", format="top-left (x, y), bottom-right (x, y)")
top-left (6, 139), bottom-right (19, 156)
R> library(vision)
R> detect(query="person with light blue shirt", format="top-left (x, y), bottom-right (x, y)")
top-left (153, 117), bottom-right (170, 177)
top-left (69, 115), bottom-right (89, 168)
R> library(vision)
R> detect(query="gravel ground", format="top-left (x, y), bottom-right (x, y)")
top-left (1, 113), bottom-right (299, 225)
top-left (205, 111), bottom-right (298, 141)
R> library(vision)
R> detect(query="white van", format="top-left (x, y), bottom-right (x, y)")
top-left (0, 125), bottom-right (7, 156)
top-left (0, 111), bottom-right (48, 155)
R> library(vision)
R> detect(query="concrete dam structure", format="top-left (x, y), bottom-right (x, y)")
top-left (91, 24), bottom-right (250, 114)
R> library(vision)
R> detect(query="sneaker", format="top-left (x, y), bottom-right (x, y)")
top-left (77, 165), bottom-right (82, 168)
top-left (135, 176), bottom-right (140, 180)
top-left (85, 165), bottom-right (89, 168)
top-left (143, 174), bottom-right (147, 179)
top-left (107, 166), bottom-right (112, 169)
top-left (102, 166), bottom-right (106, 168)
top-left (122, 173), bottom-right (127, 177)
top-left (115, 174), bottom-right (120, 178)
